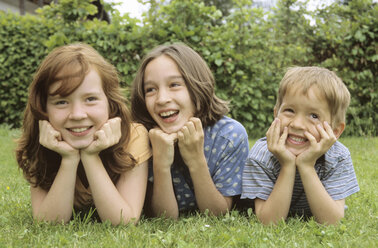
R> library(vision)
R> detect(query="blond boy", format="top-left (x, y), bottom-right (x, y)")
top-left (241, 67), bottom-right (359, 225)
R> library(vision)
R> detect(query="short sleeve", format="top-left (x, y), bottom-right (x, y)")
top-left (127, 123), bottom-right (152, 165)
top-left (210, 120), bottom-right (249, 196)
top-left (241, 138), bottom-right (276, 200)
top-left (321, 147), bottom-right (360, 200)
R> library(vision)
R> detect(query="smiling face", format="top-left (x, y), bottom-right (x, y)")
top-left (143, 55), bottom-right (195, 134)
top-left (275, 85), bottom-right (333, 156)
top-left (46, 69), bottom-right (109, 149)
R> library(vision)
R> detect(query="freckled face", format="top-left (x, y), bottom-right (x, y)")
top-left (143, 55), bottom-right (195, 134)
top-left (275, 85), bottom-right (332, 155)
top-left (46, 69), bottom-right (109, 149)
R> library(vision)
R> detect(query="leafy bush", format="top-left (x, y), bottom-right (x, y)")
top-left (0, 0), bottom-right (376, 137)
top-left (311, 0), bottom-right (377, 136)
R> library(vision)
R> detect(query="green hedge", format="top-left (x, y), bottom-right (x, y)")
top-left (0, 0), bottom-right (376, 137)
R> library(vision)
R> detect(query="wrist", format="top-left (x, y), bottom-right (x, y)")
top-left (296, 163), bottom-right (316, 174)
top-left (61, 153), bottom-right (80, 164)
top-left (187, 157), bottom-right (207, 175)
top-left (279, 160), bottom-right (296, 169)
top-left (80, 152), bottom-right (101, 165)
top-left (153, 161), bottom-right (172, 174)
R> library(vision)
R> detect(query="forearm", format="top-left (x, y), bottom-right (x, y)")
top-left (31, 158), bottom-right (78, 223)
top-left (298, 166), bottom-right (344, 225)
top-left (81, 155), bottom-right (136, 225)
top-left (151, 167), bottom-right (179, 219)
top-left (255, 165), bottom-right (296, 225)
top-left (189, 159), bottom-right (231, 216)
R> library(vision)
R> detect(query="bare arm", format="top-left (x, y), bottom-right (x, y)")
top-left (178, 118), bottom-right (232, 215)
top-left (254, 165), bottom-right (296, 225)
top-left (149, 128), bottom-right (179, 218)
top-left (31, 157), bottom-right (79, 223)
top-left (31, 120), bottom-right (80, 223)
top-left (296, 122), bottom-right (344, 225)
top-left (81, 154), bottom-right (148, 225)
top-left (297, 166), bottom-right (345, 224)
top-left (80, 118), bottom-right (148, 225)
top-left (151, 164), bottom-right (179, 218)
top-left (255, 119), bottom-right (297, 225)
top-left (187, 156), bottom-right (233, 215)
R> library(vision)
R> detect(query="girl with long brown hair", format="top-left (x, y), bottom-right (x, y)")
top-left (131, 43), bottom-right (249, 218)
top-left (16, 43), bottom-right (151, 225)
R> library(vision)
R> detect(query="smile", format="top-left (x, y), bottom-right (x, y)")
top-left (67, 126), bottom-right (92, 133)
top-left (159, 110), bottom-right (178, 118)
top-left (287, 135), bottom-right (307, 145)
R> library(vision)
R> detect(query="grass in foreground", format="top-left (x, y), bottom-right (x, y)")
top-left (0, 126), bottom-right (376, 247)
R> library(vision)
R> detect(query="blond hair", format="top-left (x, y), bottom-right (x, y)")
top-left (275, 66), bottom-right (350, 127)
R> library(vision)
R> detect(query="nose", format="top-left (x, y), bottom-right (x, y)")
top-left (69, 102), bottom-right (87, 120)
top-left (156, 88), bottom-right (171, 105)
top-left (289, 115), bottom-right (306, 130)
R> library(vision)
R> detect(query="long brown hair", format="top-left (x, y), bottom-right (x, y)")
top-left (16, 43), bottom-right (136, 190)
top-left (131, 43), bottom-right (229, 130)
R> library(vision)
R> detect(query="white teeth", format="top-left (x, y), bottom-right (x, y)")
top-left (70, 127), bottom-right (89, 133)
top-left (160, 111), bottom-right (177, 117)
top-left (290, 136), bottom-right (306, 142)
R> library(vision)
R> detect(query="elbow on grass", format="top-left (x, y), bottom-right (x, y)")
top-left (316, 211), bottom-right (345, 226)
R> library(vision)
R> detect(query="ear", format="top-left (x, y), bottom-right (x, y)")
top-left (333, 122), bottom-right (345, 139)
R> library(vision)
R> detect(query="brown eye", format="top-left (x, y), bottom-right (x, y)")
top-left (55, 100), bottom-right (67, 105)
top-left (284, 108), bottom-right (294, 113)
top-left (86, 97), bottom-right (97, 102)
top-left (144, 87), bottom-right (156, 94)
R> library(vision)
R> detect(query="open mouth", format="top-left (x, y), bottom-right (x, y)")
top-left (159, 110), bottom-right (179, 119)
top-left (67, 126), bottom-right (92, 133)
top-left (287, 135), bottom-right (307, 144)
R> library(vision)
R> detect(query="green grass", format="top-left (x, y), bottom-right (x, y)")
top-left (0, 125), bottom-right (377, 247)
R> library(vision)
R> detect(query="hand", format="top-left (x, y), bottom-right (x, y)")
top-left (39, 120), bottom-right (79, 159)
top-left (149, 127), bottom-right (178, 171)
top-left (266, 118), bottom-right (296, 167)
top-left (296, 121), bottom-right (337, 168)
top-left (177, 117), bottom-right (205, 170)
top-left (82, 117), bottom-right (122, 155)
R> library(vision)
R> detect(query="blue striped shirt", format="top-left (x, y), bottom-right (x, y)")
top-left (241, 137), bottom-right (360, 216)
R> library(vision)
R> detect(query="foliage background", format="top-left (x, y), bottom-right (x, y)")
top-left (0, 0), bottom-right (376, 137)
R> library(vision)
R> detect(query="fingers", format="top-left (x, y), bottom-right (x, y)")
top-left (39, 120), bottom-right (60, 147)
top-left (178, 117), bottom-right (203, 141)
top-left (317, 121), bottom-right (336, 147)
top-left (303, 121), bottom-right (336, 155)
top-left (100, 117), bottom-right (122, 145)
top-left (149, 127), bottom-right (177, 145)
top-left (304, 130), bottom-right (317, 146)
top-left (267, 118), bottom-right (281, 147)
top-left (38, 120), bottom-right (78, 157)
top-left (279, 127), bottom-right (288, 146)
top-left (86, 118), bottom-right (122, 154)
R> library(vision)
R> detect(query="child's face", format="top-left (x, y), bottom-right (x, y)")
top-left (143, 55), bottom-right (195, 134)
top-left (275, 85), bottom-right (332, 156)
top-left (46, 69), bottom-right (109, 149)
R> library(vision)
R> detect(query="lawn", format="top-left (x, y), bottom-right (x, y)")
top-left (0, 125), bottom-right (376, 247)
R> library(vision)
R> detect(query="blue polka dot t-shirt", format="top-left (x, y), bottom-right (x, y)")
top-left (148, 116), bottom-right (249, 211)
